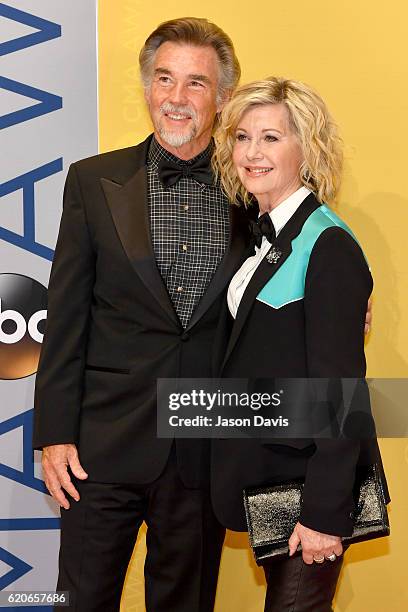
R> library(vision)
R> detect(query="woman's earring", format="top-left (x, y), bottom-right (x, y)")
top-left (302, 168), bottom-right (312, 183)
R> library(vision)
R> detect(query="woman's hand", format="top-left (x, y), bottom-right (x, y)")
top-left (365, 296), bottom-right (373, 334)
top-left (288, 521), bottom-right (343, 565)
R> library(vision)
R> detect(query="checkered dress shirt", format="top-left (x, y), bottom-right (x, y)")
top-left (147, 137), bottom-right (230, 328)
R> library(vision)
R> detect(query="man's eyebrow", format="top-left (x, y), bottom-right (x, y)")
top-left (154, 68), bottom-right (172, 76)
top-left (154, 68), bottom-right (211, 85)
top-left (188, 73), bottom-right (211, 85)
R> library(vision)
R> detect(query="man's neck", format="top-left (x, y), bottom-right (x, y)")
top-left (153, 132), bottom-right (212, 161)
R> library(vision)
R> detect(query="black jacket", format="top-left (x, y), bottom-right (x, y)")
top-left (211, 194), bottom-right (389, 534)
top-left (33, 135), bottom-right (250, 487)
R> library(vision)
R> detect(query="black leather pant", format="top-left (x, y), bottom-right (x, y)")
top-left (264, 550), bottom-right (345, 612)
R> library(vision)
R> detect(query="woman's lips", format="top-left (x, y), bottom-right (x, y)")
top-left (244, 167), bottom-right (273, 177)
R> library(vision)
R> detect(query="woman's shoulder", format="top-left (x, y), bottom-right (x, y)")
top-left (312, 224), bottom-right (368, 265)
top-left (306, 205), bottom-right (369, 268)
top-left (302, 204), bottom-right (358, 244)
top-left (305, 223), bottom-right (373, 297)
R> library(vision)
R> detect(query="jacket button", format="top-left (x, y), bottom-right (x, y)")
top-left (181, 333), bottom-right (189, 342)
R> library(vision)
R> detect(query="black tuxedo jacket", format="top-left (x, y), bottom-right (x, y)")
top-left (211, 194), bottom-right (389, 534)
top-left (33, 135), bottom-right (250, 487)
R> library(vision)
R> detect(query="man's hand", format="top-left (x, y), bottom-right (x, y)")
top-left (365, 296), bottom-right (372, 334)
top-left (288, 521), bottom-right (343, 565)
top-left (42, 444), bottom-right (88, 509)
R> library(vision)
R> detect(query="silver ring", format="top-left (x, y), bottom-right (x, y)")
top-left (313, 556), bottom-right (325, 564)
top-left (326, 553), bottom-right (337, 562)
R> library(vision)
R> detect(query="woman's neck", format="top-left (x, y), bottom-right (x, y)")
top-left (256, 182), bottom-right (303, 213)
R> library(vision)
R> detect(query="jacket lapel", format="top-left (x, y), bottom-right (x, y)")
top-left (221, 193), bottom-right (320, 371)
top-left (101, 137), bottom-right (180, 328)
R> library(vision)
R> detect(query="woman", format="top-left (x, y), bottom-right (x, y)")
top-left (211, 77), bottom-right (389, 611)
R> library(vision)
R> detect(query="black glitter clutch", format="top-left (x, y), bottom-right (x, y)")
top-left (243, 464), bottom-right (390, 565)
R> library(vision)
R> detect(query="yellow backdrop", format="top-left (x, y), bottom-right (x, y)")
top-left (98, 1), bottom-right (408, 609)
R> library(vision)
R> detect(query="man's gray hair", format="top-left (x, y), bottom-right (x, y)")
top-left (139, 17), bottom-right (241, 104)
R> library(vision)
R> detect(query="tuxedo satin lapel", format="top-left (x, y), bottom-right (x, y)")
top-left (101, 169), bottom-right (180, 328)
top-left (221, 242), bottom-right (293, 370)
top-left (221, 193), bottom-right (320, 371)
top-left (186, 204), bottom-right (249, 331)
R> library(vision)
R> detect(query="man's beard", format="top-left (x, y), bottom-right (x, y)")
top-left (157, 102), bottom-right (198, 148)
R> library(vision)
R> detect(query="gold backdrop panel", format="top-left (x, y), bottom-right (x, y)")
top-left (99, 2), bottom-right (408, 610)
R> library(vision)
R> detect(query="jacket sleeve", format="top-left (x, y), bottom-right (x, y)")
top-left (33, 163), bottom-right (95, 449)
top-left (299, 226), bottom-right (373, 536)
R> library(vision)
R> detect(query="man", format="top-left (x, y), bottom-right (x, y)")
top-left (33, 17), bottom-right (247, 612)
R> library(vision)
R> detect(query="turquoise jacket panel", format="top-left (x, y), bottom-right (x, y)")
top-left (256, 205), bottom-right (359, 310)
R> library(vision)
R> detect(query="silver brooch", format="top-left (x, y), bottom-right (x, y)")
top-left (266, 247), bottom-right (282, 264)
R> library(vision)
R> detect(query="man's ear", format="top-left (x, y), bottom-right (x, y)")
top-left (144, 86), bottom-right (151, 105)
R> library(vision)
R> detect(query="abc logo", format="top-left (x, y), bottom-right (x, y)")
top-left (0, 274), bottom-right (47, 380)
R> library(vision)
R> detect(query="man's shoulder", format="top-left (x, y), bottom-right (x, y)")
top-left (72, 135), bottom-right (153, 183)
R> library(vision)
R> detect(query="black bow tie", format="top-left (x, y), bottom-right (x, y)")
top-left (249, 213), bottom-right (276, 248)
top-left (158, 156), bottom-right (214, 187)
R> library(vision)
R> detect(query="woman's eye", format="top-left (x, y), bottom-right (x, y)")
top-left (236, 133), bottom-right (248, 141)
top-left (265, 134), bottom-right (278, 142)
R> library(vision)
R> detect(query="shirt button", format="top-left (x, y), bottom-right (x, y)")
top-left (177, 286), bottom-right (184, 293)
top-left (181, 244), bottom-right (188, 252)
top-left (183, 204), bottom-right (189, 211)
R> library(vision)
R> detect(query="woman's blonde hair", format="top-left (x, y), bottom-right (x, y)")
top-left (213, 77), bottom-right (343, 205)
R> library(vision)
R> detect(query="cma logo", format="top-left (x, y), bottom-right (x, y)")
top-left (0, 274), bottom-right (47, 380)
